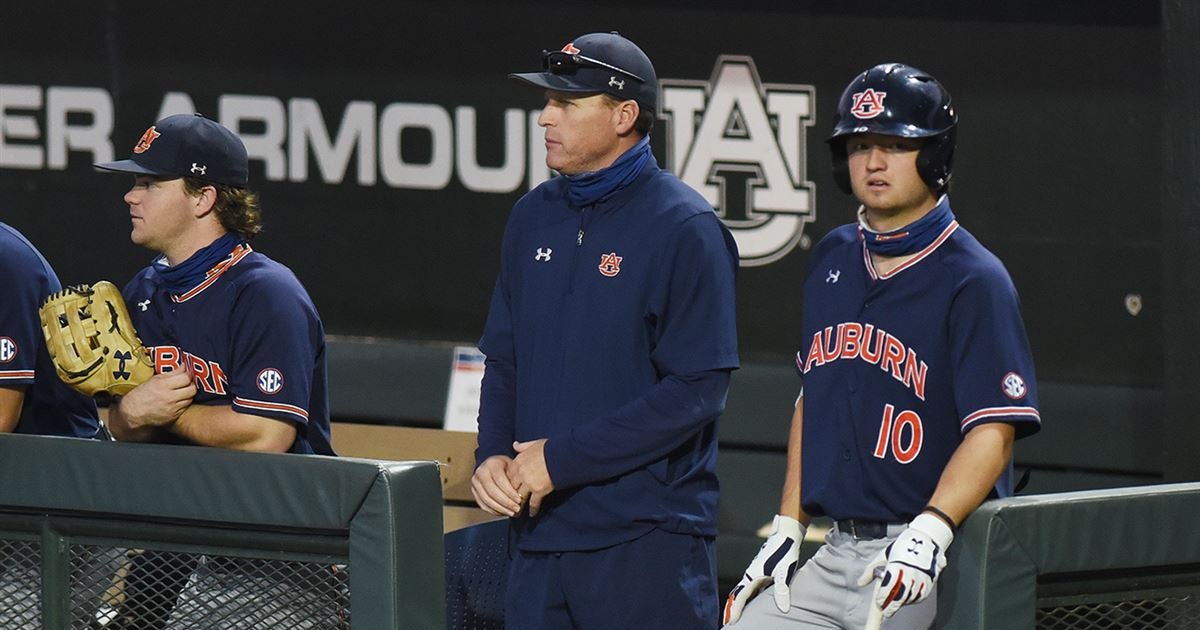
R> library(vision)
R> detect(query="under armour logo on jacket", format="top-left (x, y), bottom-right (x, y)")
top-left (191, 163), bottom-right (207, 175)
top-left (137, 299), bottom-right (151, 311)
top-left (535, 248), bottom-right (552, 262)
top-left (609, 77), bottom-right (625, 90)
top-left (826, 269), bottom-right (841, 283)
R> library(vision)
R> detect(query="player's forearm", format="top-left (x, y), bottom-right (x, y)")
top-left (107, 398), bottom-right (171, 442)
top-left (0, 385), bottom-right (26, 432)
top-left (925, 422), bottom-right (1015, 525)
top-left (170, 404), bottom-right (296, 452)
top-left (778, 397), bottom-right (808, 522)
top-left (544, 369), bottom-right (731, 490)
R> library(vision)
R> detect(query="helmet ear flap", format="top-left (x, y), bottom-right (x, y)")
top-left (916, 128), bottom-right (956, 194)
top-left (831, 142), bottom-right (852, 194)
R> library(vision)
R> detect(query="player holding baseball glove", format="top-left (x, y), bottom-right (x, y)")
top-left (724, 64), bottom-right (1042, 629)
top-left (79, 112), bottom-right (336, 629)
top-left (89, 113), bottom-right (332, 456)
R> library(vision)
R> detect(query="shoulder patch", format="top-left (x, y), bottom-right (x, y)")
top-left (1001, 372), bottom-right (1027, 400)
top-left (0, 337), bottom-right (17, 363)
top-left (256, 368), bottom-right (285, 395)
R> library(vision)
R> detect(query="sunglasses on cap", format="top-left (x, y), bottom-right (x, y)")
top-left (542, 50), bottom-right (645, 83)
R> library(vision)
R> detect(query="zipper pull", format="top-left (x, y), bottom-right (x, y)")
top-left (577, 229), bottom-right (584, 246)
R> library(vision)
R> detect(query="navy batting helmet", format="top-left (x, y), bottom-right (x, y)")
top-left (828, 63), bottom-right (957, 195)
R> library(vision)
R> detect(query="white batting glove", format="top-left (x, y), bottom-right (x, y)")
top-left (857, 513), bottom-right (954, 618)
top-left (723, 515), bottom-right (805, 625)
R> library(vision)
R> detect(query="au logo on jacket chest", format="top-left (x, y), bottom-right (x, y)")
top-left (660, 56), bottom-right (817, 266)
top-left (598, 252), bottom-right (623, 277)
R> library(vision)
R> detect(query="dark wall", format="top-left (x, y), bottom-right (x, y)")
top-left (0, 0), bottom-right (1162, 389)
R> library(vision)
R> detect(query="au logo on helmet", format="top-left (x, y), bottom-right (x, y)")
top-left (850, 88), bottom-right (887, 119)
top-left (660, 56), bottom-right (817, 267)
top-left (133, 126), bottom-right (161, 154)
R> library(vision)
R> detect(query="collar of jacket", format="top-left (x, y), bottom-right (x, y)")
top-left (568, 153), bottom-right (659, 214)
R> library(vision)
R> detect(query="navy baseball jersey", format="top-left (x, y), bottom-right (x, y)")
top-left (0, 222), bottom-right (100, 437)
top-left (477, 156), bottom-right (740, 551)
top-left (122, 241), bottom-right (333, 455)
top-left (798, 199), bottom-right (1040, 523)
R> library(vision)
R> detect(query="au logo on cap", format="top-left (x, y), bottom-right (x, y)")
top-left (561, 42), bottom-right (580, 54)
top-left (850, 88), bottom-right (887, 119)
top-left (133, 127), bottom-right (161, 154)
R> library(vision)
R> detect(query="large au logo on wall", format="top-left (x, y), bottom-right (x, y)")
top-left (660, 57), bottom-right (816, 267)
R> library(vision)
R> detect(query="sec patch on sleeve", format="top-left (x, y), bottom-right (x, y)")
top-left (0, 337), bottom-right (17, 363)
top-left (1002, 372), bottom-right (1027, 400)
top-left (256, 367), bottom-right (285, 395)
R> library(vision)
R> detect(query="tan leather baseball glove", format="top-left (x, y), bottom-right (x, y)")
top-left (39, 281), bottom-right (154, 396)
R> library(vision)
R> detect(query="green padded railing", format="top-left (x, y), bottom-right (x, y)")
top-left (939, 483), bottom-right (1200, 629)
top-left (0, 433), bottom-right (444, 629)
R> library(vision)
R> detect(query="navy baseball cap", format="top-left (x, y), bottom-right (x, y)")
top-left (510, 32), bottom-right (658, 113)
top-left (95, 113), bottom-right (249, 187)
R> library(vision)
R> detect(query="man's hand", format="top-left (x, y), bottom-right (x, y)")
top-left (509, 439), bottom-right (555, 516)
top-left (471, 455), bottom-right (524, 517)
top-left (723, 515), bottom-right (805, 625)
top-left (857, 513), bottom-right (954, 618)
top-left (115, 370), bottom-right (197, 430)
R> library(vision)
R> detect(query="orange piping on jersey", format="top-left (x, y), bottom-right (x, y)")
top-left (863, 221), bottom-right (960, 281)
top-left (960, 406), bottom-right (1040, 431)
top-left (173, 243), bottom-right (253, 303)
top-left (234, 396), bottom-right (309, 420)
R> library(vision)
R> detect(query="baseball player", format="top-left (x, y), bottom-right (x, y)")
top-left (723, 64), bottom-right (1041, 629)
top-left (92, 113), bottom-right (335, 629)
top-left (0, 223), bottom-right (101, 438)
top-left (472, 32), bottom-right (739, 629)
top-left (94, 113), bottom-right (332, 456)
top-left (0, 223), bottom-right (102, 629)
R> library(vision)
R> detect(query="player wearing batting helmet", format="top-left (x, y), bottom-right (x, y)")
top-left (473, 31), bottom-right (739, 629)
top-left (724, 63), bottom-right (1041, 629)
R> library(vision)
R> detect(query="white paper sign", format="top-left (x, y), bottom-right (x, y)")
top-left (443, 346), bottom-right (486, 432)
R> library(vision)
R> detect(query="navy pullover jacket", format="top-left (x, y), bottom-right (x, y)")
top-left (477, 155), bottom-right (740, 551)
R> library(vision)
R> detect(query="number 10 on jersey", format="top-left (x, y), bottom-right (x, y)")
top-left (873, 404), bottom-right (923, 464)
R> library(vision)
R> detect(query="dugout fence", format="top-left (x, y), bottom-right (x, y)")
top-left (940, 483), bottom-right (1200, 629)
top-left (0, 433), bottom-right (443, 630)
